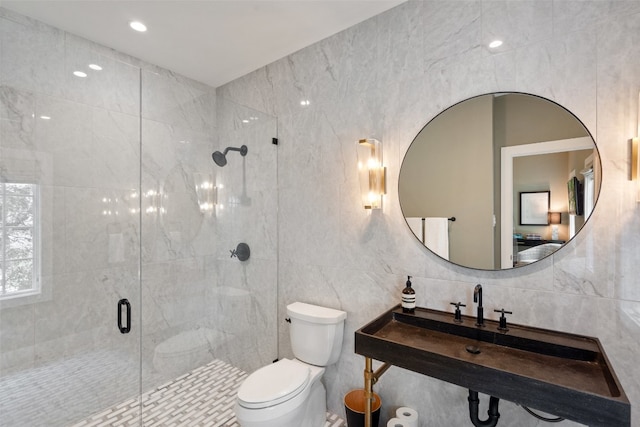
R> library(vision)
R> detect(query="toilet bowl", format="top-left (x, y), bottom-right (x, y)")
top-left (234, 358), bottom-right (325, 427)
top-left (234, 302), bottom-right (347, 427)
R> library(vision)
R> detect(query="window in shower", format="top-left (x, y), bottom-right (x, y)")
top-left (0, 182), bottom-right (40, 299)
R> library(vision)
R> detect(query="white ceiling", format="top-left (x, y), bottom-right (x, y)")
top-left (2, 0), bottom-right (406, 88)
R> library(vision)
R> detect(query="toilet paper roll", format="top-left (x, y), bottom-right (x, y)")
top-left (387, 418), bottom-right (409, 427)
top-left (396, 406), bottom-right (419, 427)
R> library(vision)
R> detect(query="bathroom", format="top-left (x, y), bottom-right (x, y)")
top-left (0, 1), bottom-right (639, 426)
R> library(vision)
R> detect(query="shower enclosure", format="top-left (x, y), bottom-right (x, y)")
top-left (0, 8), bottom-right (277, 426)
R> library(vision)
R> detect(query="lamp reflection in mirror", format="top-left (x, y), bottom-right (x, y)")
top-left (633, 92), bottom-right (640, 202)
top-left (144, 189), bottom-right (163, 215)
top-left (548, 212), bottom-right (561, 240)
top-left (357, 138), bottom-right (385, 209)
top-left (194, 173), bottom-right (217, 213)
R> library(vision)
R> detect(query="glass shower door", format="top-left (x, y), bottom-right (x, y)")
top-left (0, 12), bottom-right (142, 426)
top-left (138, 83), bottom-right (279, 424)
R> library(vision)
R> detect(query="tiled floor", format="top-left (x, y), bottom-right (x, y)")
top-left (74, 359), bottom-right (347, 427)
top-left (0, 349), bottom-right (140, 427)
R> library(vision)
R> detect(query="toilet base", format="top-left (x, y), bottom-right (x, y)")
top-left (235, 379), bottom-right (326, 427)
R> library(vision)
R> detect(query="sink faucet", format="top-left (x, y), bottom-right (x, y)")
top-left (473, 284), bottom-right (484, 327)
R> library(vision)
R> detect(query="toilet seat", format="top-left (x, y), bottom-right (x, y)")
top-left (237, 359), bottom-right (310, 409)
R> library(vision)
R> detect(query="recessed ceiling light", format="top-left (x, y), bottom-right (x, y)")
top-left (489, 40), bottom-right (503, 49)
top-left (73, 71), bottom-right (87, 78)
top-left (88, 64), bottom-right (103, 71)
top-left (300, 100), bottom-right (311, 106)
top-left (129, 21), bottom-right (147, 32)
top-left (39, 115), bottom-right (51, 120)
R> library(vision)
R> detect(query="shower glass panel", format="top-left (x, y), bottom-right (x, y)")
top-left (1, 8), bottom-right (279, 427)
top-left (0, 11), bottom-right (142, 426)
top-left (138, 69), bottom-right (221, 390)
top-left (139, 89), bottom-right (279, 412)
top-left (210, 98), bottom-right (278, 373)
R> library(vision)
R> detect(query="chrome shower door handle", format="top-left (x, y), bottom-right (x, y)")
top-left (117, 298), bottom-right (131, 334)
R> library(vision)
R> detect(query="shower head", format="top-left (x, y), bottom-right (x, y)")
top-left (212, 145), bottom-right (248, 167)
top-left (212, 150), bottom-right (227, 167)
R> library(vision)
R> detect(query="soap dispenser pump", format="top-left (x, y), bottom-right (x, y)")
top-left (402, 276), bottom-right (416, 314)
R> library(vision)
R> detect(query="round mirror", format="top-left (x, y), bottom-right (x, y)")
top-left (399, 93), bottom-right (601, 270)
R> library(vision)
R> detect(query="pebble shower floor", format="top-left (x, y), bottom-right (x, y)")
top-left (72, 359), bottom-right (347, 427)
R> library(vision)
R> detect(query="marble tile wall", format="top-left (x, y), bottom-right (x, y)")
top-left (218, 1), bottom-right (640, 426)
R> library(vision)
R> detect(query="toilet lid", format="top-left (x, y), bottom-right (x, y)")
top-left (237, 359), bottom-right (310, 409)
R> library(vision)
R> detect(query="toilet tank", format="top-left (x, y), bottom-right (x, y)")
top-left (287, 302), bottom-right (347, 367)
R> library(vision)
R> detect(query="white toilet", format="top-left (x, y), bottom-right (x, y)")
top-left (234, 302), bottom-right (347, 427)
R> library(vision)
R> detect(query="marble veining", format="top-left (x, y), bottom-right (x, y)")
top-left (218, 1), bottom-right (640, 426)
top-left (2, 1), bottom-right (640, 427)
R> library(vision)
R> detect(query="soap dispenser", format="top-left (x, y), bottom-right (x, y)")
top-left (402, 276), bottom-right (416, 314)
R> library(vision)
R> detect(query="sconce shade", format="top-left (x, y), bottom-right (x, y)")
top-left (548, 212), bottom-right (561, 225)
top-left (357, 138), bottom-right (385, 209)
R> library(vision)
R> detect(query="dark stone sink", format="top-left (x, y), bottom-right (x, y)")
top-left (355, 305), bottom-right (630, 427)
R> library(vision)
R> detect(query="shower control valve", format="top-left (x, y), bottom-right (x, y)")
top-left (230, 242), bottom-right (250, 261)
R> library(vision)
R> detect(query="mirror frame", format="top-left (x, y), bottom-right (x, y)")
top-left (399, 92), bottom-right (601, 271)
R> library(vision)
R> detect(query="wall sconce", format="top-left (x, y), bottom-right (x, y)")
top-left (356, 138), bottom-right (386, 209)
top-left (548, 212), bottom-right (561, 240)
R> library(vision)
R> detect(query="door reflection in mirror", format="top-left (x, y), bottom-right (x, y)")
top-left (399, 93), bottom-right (601, 271)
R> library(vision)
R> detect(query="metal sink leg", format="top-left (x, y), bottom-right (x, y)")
top-left (363, 357), bottom-right (391, 427)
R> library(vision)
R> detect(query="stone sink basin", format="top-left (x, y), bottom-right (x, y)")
top-left (355, 305), bottom-right (630, 427)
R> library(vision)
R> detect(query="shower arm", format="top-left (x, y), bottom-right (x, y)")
top-left (224, 145), bottom-right (248, 156)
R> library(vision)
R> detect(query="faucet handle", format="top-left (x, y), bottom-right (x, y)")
top-left (450, 302), bottom-right (466, 323)
top-left (493, 308), bottom-right (512, 332)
